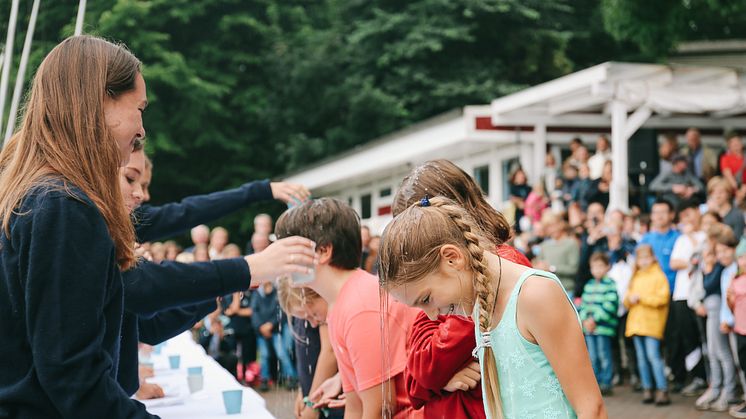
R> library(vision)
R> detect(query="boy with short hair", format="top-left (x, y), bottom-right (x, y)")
top-left (275, 198), bottom-right (422, 419)
top-left (579, 252), bottom-right (619, 395)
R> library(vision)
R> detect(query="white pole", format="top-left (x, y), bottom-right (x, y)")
top-left (5, 0), bottom-right (40, 143)
top-left (74, 0), bottom-right (87, 36)
top-left (610, 101), bottom-right (629, 211)
top-left (532, 123), bottom-right (547, 185)
top-left (0, 0), bottom-right (20, 137)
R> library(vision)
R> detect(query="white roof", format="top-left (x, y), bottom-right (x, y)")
top-left (491, 61), bottom-right (746, 121)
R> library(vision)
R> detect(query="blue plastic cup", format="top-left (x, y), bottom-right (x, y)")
top-left (222, 389), bottom-right (243, 414)
top-left (187, 366), bottom-right (202, 376)
top-left (153, 344), bottom-right (163, 355)
top-left (168, 355), bottom-right (180, 370)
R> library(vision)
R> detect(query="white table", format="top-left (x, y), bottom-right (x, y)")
top-left (137, 332), bottom-right (275, 419)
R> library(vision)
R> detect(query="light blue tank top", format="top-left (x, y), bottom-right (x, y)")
top-left (474, 268), bottom-right (579, 419)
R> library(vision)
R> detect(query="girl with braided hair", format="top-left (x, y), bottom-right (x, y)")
top-left (379, 196), bottom-right (606, 419)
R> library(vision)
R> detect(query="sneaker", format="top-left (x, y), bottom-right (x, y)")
top-left (655, 390), bottom-right (671, 406)
top-left (642, 389), bottom-right (654, 404)
top-left (671, 382), bottom-right (685, 394)
top-left (682, 378), bottom-right (708, 397)
top-left (711, 393), bottom-right (730, 412)
top-left (695, 388), bottom-right (720, 410)
top-left (630, 375), bottom-right (642, 392)
top-left (730, 402), bottom-right (746, 418)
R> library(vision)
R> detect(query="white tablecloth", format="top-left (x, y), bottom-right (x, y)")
top-left (137, 332), bottom-right (275, 419)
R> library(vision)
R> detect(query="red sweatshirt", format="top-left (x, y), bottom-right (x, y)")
top-left (405, 244), bottom-right (531, 419)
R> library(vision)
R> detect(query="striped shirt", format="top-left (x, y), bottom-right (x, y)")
top-left (579, 277), bottom-right (619, 337)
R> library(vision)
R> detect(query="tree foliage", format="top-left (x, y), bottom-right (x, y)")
top-left (0, 0), bottom-right (724, 244)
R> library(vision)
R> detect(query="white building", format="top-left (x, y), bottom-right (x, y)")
top-left (284, 62), bottom-right (746, 234)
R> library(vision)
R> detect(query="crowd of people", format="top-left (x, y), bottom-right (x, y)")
top-left (503, 130), bottom-right (746, 417)
top-left (5, 33), bottom-right (746, 419)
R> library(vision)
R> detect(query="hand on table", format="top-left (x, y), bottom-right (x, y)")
top-left (443, 361), bottom-right (481, 392)
top-left (139, 364), bottom-right (154, 379)
top-left (135, 382), bottom-right (165, 400)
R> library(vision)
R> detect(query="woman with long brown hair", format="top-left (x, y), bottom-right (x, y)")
top-left (0, 35), bottom-right (156, 418)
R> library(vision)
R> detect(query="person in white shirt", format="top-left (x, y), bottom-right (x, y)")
top-left (668, 199), bottom-right (708, 395)
top-left (588, 135), bottom-right (611, 180)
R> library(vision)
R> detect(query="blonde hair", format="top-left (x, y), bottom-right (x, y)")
top-left (379, 196), bottom-right (503, 418)
top-left (707, 176), bottom-right (735, 199)
top-left (0, 36), bottom-right (141, 269)
top-left (276, 276), bottom-right (322, 317)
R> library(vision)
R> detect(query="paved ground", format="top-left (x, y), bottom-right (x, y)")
top-left (261, 384), bottom-right (736, 418)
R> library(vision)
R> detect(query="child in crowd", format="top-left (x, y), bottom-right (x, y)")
top-left (524, 182), bottom-right (548, 225)
top-left (275, 198), bottom-right (422, 418)
top-left (579, 252), bottom-right (619, 395)
top-left (726, 238), bottom-right (746, 418)
top-left (251, 282), bottom-right (298, 391)
top-left (379, 196), bottom-right (604, 418)
top-left (624, 245), bottom-right (670, 406)
top-left (694, 226), bottom-right (738, 412)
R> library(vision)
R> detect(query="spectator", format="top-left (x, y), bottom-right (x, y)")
top-left (224, 291), bottom-right (258, 386)
top-left (545, 152), bottom-right (560, 195)
top-left (360, 225), bottom-right (371, 269)
top-left (245, 213), bottom-right (273, 254)
top-left (364, 235), bottom-right (380, 275)
top-left (568, 144), bottom-right (590, 170)
top-left (693, 226), bottom-right (738, 411)
top-left (193, 243), bottom-right (210, 262)
top-left (588, 135), bottom-right (612, 180)
top-left (649, 155), bottom-right (704, 208)
top-left (625, 244), bottom-right (671, 406)
top-left (579, 252), bottom-right (619, 395)
top-left (509, 168), bottom-right (531, 233)
top-left (209, 226), bottom-right (229, 259)
top-left (575, 164), bottom-right (593, 210)
top-left (659, 134), bottom-right (680, 177)
top-left (719, 133), bottom-right (745, 190)
top-left (575, 202), bottom-right (609, 297)
top-left (561, 162), bottom-right (579, 208)
top-left (639, 199), bottom-right (680, 292)
top-left (251, 282), bottom-right (298, 391)
top-left (586, 160), bottom-right (612, 209)
top-left (163, 240), bottom-right (181, 261)
top-left (221, 243), bottom-right (242, 259)
top-left (706, 176), bottom-right (744, 239)
top-left (667, 200), bottom-right (707, 395)
top-left (250, 232), bottom-right (271, 254)
top-left (725, 238), bottom-right (746, 418)
top-left (682, 128), bottom-right (718, 181)
top-left (524, 182), bottom-right (549, 225)
top-left (191, 224), bottom-right (210, 248)
top-left (535, 213), bottom-right (580, 294)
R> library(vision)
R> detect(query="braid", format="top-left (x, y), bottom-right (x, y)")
top-left (426, 197), bottom-right (503, 418)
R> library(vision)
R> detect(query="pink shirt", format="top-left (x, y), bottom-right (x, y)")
top-left (731, 274), bottom-right (746, 335)
top-left (327, 269), bottom-right (422, 418)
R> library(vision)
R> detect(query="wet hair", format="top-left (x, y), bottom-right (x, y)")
top-left (275, 198), bottom-right (362, 270)
top-left (379, 196), bottom-right (502, 418)
top-left (277, 276), bottom-right (322, 318)
top-left (392, 159), bottom-right (512, 245)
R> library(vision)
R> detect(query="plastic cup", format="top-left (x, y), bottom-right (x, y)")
top-left (187, 374), bottom-right (204, 394)
top-left (187, 366), bottom-right (203, 376)
top-left (290, 242), bottom-right (316, 284)
top-left (222, 389), bottom-right (243, 414)
top-left (153, 344), bottom-right (164, 355)
top-left (168, 355), bottom-right (181, 370)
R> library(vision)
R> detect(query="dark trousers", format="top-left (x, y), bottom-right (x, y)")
top-left (235, 329), bottom-right (257, 365)
top-left (736, 333), bottom-right (746, 373)
top-left (613, 313), bottom-right (638, 382)
top-left (666, 300), bottom-right (706, 384)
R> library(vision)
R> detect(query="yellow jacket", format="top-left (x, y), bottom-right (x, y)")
top-left (624, 263), bottom-right (670, 339)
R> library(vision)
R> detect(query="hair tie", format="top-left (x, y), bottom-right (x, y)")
top-left (472, 332), bottom-right (492, 358)
top-left (420, 196), bottom-right (430, 207)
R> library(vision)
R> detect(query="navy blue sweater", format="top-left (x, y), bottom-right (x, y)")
top-left (0, 184), bottom-right (156, 418)
top-left (133, 180), bottom-right (272, 242)
top-left (116, 180), bottom-right (272, 395)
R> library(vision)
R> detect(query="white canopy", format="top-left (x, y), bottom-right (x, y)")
top-left (490, 62), bottom-right (746, 210)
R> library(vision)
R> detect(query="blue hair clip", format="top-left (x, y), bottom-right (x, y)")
top-left (420, 196), bottom-right (430, 207)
